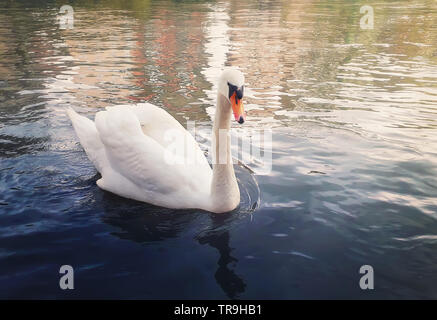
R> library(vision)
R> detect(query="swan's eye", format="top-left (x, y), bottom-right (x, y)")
top-left (236, 85), bottom-right (244, 100)
top-left (227, 82), bottom-right (244, 100)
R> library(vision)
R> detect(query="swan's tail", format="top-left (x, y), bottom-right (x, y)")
top-left (67, 107), bottom-right (107, 173)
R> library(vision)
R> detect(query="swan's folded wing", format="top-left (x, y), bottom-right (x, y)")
top-left (94, 106), bottom-right (202, 195)
top-left (106, 103), bottom-right (212, 185)
top-left (107, 103), bottom-right (191, 147)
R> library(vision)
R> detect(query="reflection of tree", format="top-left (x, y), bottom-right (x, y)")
top-left (100, 192), bottom-right (246, 299)
top-left (0, 8), bottom-right (58, 155)
top-left (140, 4), bottom-right (210, 122)
top-left (227, 0), bottom-right (437, 126)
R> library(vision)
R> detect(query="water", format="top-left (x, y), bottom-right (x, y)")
top-left (1, 0), bottom-right (437, 299)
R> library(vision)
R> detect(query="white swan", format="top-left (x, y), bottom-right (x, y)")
top-left (67, 68), bottom-right (246, 213)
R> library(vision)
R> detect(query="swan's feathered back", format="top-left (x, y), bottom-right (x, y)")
top-left (68, 104), bottom-right (212, 209)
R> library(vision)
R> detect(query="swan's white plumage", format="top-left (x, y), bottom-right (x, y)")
top-left (66, 108), bottom-right (108, 173)
top-left (67, 68), bottom-right (245, 213)
top-left (68, 103), bottom-right (213, 210)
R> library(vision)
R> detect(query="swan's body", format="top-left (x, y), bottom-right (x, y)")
top-left (67, 68), bottom-right (245, 213)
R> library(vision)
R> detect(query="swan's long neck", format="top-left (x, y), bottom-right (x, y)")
top-left (210, 93), bottom-right (240, 213)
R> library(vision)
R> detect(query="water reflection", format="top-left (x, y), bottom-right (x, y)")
top-left (101, 192), bottom-right (196, 243)
top-left (97, 163), bottom-right (257, 299)
top-left (197, 215), bottom-right (246, 299)
top-left (1, 0), bottom-right (437, 299)
top-left (101, 192), bottom-right (246, 299)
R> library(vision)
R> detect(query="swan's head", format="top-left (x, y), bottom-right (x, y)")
top-left (218, 67), bottom-right (245, 124)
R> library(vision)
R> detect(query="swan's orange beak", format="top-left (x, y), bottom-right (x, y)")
top-left (230, 92), bottom-right (245, 124)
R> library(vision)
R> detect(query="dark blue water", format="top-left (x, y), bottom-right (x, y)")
top-left (1, 0), bottom-right (437, 299)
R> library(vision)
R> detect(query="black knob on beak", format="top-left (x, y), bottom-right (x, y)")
top-left (236, 88), bottom-right (243, 100)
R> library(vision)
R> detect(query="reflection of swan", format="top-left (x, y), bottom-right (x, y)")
top-left (99, 192), bottom-right (247, 299)
top-left (67, 68), bottom-right (245, 213)
top-left (197, 215), bottom-right (246, 299)
top-left (100, 192), bottom-right (198, 243)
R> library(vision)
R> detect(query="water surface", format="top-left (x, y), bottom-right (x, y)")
top-left (1, 0), bottom-right (437, 299)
